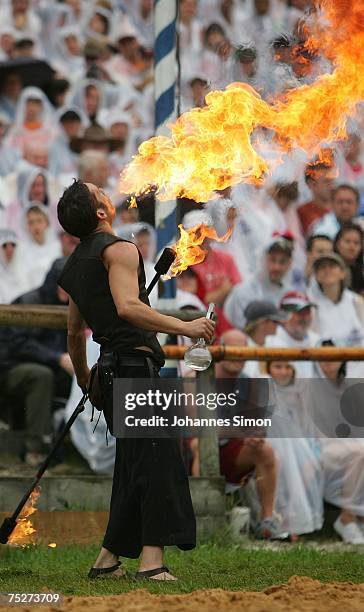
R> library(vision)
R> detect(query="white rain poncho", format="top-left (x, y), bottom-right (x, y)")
top-left (17, 203), bottom-right (62, 290)
top-left (51, 25), bottom-right (85, 83)
top-left (303, 363), bottom-right (364, 517)
top-left (49, 104), bottom-right (89, 176)
top-left (64, 335), bottom-right (115, 475)
top-left (5, 87), bottom-right (57, 155)
top-left (0, 228), bottom-right (30, 303)
top-left (5, 162), bottom-right (58, 232)
top-left (268, 379), bottom-right (324, 534)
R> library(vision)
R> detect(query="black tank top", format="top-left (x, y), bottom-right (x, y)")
top-left (58, 231), bottom-right (165, 366)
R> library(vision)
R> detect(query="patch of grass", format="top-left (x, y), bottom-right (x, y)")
top-left (0, 543), bottom-right (364, 595)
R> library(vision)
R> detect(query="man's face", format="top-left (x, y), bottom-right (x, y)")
top-left (86, 183), bottom-right (116, 225)
top-left (269, 362), bottom-right (294, 386)
top-left (266, 251), bottom-right (291, 283)
top-left (309, 238), bottom-right (333, 263)
top-left (333, 188), bottom-right (358, 224)
top-left (27, 211), bottom-right (48, 240)
top-left (62, 119), bottom-right (81, 139)
top-left (308, 169), bottom-right (335, 200)
top-left (2, 241), bottom-right (16, 263)
top-left (285, 308), bottom-right (313, 340)
top-left (315, 261), bottom-right (345, 287)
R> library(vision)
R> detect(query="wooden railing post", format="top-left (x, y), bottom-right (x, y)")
top-left (197, 363), bottom-right (220, 478)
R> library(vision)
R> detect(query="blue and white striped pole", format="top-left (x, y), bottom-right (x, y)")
top-left (154, 0), bottom-right (178, 300)
top-left (154, 0), bottom-right (178, 376)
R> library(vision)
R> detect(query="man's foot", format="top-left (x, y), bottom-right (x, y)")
top-left (255, 513), bottom-right (285, 540)
top-left (136, 566), bottom-right (178, 581)
top-left (88, 561), bottom-right (131, 579)
top-left (334, 518), bottom-right (364, 544)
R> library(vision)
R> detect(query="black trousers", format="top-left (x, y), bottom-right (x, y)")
top-left (102, 360), bottom-right (196, 558)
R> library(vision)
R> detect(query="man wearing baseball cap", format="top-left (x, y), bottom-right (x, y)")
top-left (265, 291), bottom-right (319, 377)
top-left (224, 236), bottom-right (294, 330)
top-left (243, 300), bottom-right (289, 378)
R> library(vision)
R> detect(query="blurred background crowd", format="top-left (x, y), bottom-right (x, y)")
top-left (1, 0), bottom-right (364, 543)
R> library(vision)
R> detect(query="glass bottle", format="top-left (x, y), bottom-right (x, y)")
top-left (184, 303), bottom-right (214, 371)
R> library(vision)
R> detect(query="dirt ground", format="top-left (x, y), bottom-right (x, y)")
top-left (0, 577), bottom-right (364, 611)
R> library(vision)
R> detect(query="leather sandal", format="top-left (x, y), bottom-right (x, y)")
top-left (88, 561), bottom-right (131, 579)
top-left (135, 566), bottom-right (178, 581)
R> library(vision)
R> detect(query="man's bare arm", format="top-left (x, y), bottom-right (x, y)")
top-left (67, 297), bottom-right (89, 390)
top-left (104, 241), bottom-right (215, 342)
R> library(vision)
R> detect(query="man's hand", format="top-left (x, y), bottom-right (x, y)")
top-left (59, 353), bottom-right (75, 376)
top-left (77, 368), bottom-right (91, 393)
top-left (183, 317), bottom-right (216, 343)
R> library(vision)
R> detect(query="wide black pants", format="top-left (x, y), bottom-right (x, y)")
top-left (102, 361), bottom-right (196, 558)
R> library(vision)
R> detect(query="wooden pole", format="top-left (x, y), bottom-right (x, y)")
top-left (197, 364), bottom-right (220, 478)
top-left (1, 305), bottom-right (364, 361)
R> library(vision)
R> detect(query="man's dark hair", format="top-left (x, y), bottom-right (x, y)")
top-left (333, 183), bottom-right (360, 204)
top-left (57, 180), bottom-right (99, 239)
top-left (306, 234), bottom-right (333, 252)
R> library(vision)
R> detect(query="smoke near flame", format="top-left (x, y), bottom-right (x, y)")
top-left (120, 0), bottom-right (364, 203)
top-left (8, 488), bottom-right (40, 547)
top-left (168, 224), bottom-right (232, 277)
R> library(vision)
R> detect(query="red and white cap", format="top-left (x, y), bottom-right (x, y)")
top-left (280, 291), bottom-right (317, 312)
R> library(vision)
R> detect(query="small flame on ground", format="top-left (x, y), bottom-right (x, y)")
top-left (168, 224), bottom-right (232, 277)
top-left (8, 488), bottom-right (40, 547)
top-left (48, 542), bottom-right (57, 548)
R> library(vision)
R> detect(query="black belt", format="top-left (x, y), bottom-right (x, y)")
top-left (114, 353), bottom-right (158, 378)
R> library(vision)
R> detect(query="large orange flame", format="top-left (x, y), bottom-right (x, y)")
top-left (8, 488), bottom-right (40, 547)
top-left (120, 0), bottom-right (364, 203)
top-left (168, 224), bottom-right (232, 277)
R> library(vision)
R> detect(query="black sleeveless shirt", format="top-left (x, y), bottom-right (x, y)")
top-left (58, 232), bottom-right (165, 366)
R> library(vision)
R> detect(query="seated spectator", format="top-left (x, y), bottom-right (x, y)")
top-left (297, 161), bottom-right (335, 236)
top-left (265, 291), bottom-right (319, 377)
top-left (334, 223), bottom-right (364, 296)
top-left (5, 86), bottom-right (56, 157)
top-left (77, 150), bottom-right (112, 194)
top-left (18, 204), bottom-right (61, 289)
top-left (224, 236), bottom-right (294, 329)
top-left (242, 300), bottom-right (288, 377)
top-left (311, 184), bottom-right (361, 239)
top-left (309, 253), bottom-right (364, 346)
top-left (0, 26), bottom-right (16, 60)
top-left (267, 361), bottom-right (324, 536)
top-left (128, 0), bottom-right (154, 50)
top-left (0, 112), bottom-right (19, 176)
top-left (182, 76), bottom-right (210, 112)
top-left (98, 110), bottom-right (134, 180)
top-left (306, 341), bottom-right (364, 544)
top-left (49, 107), bottom-right (86, 176)
top-left (113, 198), bottom-right (139, 230)
top-left (70, 79), bottom-right (105, 124)
top-left (0, 228), bottom-right (29, 303)
top-left (183, 210), bottom-right (241, 307)
top-left (5, 163), bottom-right (57, 231)
top-left (104, 29), bottom-right (152, 91)
top-left (0, 0), bottom-right (41, 39)
top-left (305, 234), bottom-right (333, 283)
top-left (52, 26), bottom-right (85, 84)
top-left (0, 259), bottom-right (71, 467)
top-left (216, 328), bottom-right (283, 539)
top-left (337, 132), bottom-right (364, 211)
top-left (231, 45), bottom-right (259, 87)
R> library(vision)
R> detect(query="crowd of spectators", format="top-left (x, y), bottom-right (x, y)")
top-left (1, 0), bottom-right (364, 543)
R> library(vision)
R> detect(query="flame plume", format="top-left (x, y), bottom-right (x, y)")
top-left (120, 0), bottom-right (364, 203)
top-left (8, 488), bottom-right (40, 547)
top-left (168, 224), bottom-right (232, 277)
